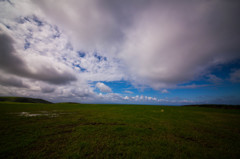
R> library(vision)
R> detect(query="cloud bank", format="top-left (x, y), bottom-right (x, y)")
top-left (0, 0), bottom-right (240, 104)
top-left (33, 0), bottom-right (240, 89)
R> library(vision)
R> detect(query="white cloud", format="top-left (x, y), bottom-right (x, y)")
top-left (96, 82), bottom-right (112, 93)
top-left (124, 96), bottom-right (129, 100)
top-left (120, 1), bottom-right (240, 89)
top-left (124, 90), bottom-right (133, 94)
top-left (161, 89), bottom-right (169, 94)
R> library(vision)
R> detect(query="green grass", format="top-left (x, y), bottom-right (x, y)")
top-left (0, 102), bottom-right (240, 159)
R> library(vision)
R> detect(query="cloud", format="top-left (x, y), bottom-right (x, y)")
top-left (41, 87), bottom-right (55, 93)
top-left (161, 89), bottom-right (169, 94)
top-left (0, 32), bottom-right (28, 75)
top-left (124, 90), bottom-right (133, 94)
top-left (96, 92), bottom-right (124, 103)
top-left (0, 74), bottom-right (28, 88)
top-left (96, 82), bottom-right (112, 93)
top-left (120, 0), bottom-right (240, 89)
top-left (178, 84), bottom-right (209, 89)
top-left (0, 1), bottom-right (124, 103)
top-left (0, 31), bottom-right (76, 85)
top-left (120, 94), bottom-right (194, 105)
top-left (124, 96), bottom-right (129, 100)
top-left (207, 74), bottom-right (223, 84)
top-left (33, 0), bottom-right (240, 90)
top-left (230, 69), bottom-right (240, 83)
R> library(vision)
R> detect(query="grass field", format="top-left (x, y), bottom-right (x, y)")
top-left (0, 102), bottom-right (240, 159)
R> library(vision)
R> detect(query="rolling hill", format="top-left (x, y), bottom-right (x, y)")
top-left (0, 97), bottom-right (52, 104)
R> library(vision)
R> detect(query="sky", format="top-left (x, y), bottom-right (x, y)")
top-left (0, 0), bottom-right (240, 105)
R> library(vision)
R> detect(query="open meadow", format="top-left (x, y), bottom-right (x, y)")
top-left (0, 102), bottom-right (240, 159)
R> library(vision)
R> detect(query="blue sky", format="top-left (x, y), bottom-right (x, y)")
top-left (0, 0), bottom-right (240, 105)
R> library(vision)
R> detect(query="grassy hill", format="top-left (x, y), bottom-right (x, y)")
top-left (0, 102), bottom-right (240, 158)
top-left (0, 96), bottom-right (52, 104)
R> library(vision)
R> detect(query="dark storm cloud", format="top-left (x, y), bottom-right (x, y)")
top-left (0, 32), bottom-right (76, 85)
top-left (0, 33), bottom-right (29, 75)
top-left (41, 87), bottom-right (55, 93)
top-left (0, 76), bottom-right (28, 88)
top-left (31, 66), bottom-right (76, 85)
